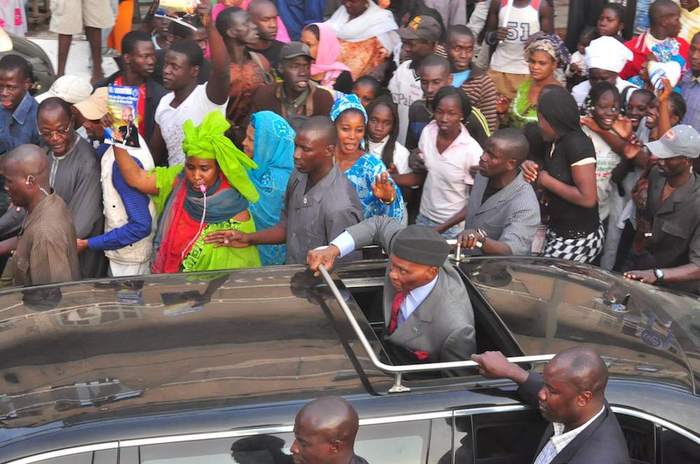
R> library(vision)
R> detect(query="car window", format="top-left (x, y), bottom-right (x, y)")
top-left (34, 452), bottom-right (93, 464)
top-left (453, 410), bottom-right (547, 464)
top-left (660, 426), bottom-right (700, 463)
top-left (616, 414), bottom-right (655, 464)
top-left (140, 421), bottom-right (430, 464)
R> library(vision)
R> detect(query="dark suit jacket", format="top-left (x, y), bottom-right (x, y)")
top-left (96, 72), bottom-right (168, 144)
top-left (118, 124), bottom-right (139, 147)
top-left (518, 373), bottom-right (631, 464)
top-left (345, 216), bottom-right (476, 364)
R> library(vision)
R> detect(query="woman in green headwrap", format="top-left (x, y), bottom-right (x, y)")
top-left (113, 111), bottom-right (261, 273)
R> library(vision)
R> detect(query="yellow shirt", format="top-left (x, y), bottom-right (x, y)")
top-left (679, 4), bottom-right (700, 42)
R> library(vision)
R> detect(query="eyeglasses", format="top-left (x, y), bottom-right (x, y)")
top-left (39, 119), bottom-right (73, 139)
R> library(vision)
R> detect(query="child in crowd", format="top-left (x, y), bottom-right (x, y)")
top-left (566, 27), bottom-right (597, 89)
top-left (352, 75), bottom-right (385, 108)
top-left (366, 96), bottom-right (412, 225)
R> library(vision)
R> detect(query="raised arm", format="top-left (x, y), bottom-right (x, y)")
top-left (113, 145), bottom-right (159, 195)
top-left (203, 1), bottom-right (231, 105)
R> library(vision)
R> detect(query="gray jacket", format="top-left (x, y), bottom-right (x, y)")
top-left (346, 216), bottom-right (476, 363)
top-left (464, 172), bottom-right (540, 256)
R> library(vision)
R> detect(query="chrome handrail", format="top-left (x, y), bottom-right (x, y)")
top-left (318, 265), bottom-right (555, 393)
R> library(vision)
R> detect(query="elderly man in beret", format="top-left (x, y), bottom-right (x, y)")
top-left (308, 217), bottom-right (476, 368)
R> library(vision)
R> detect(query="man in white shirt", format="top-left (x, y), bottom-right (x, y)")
top-left (472, 348), bottom-right (631, 464)
top-left (307, 217), bottom-right (476, 369)
top-left (150, 1), bottom-right (230, 166)
top-left (388, 15), bottom-right (442, 145)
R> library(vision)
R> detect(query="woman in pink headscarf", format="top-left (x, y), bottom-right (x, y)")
top-left (300, 22), bottom-right (353, 93)
top-left (213, 0), bottom-right (291, 43)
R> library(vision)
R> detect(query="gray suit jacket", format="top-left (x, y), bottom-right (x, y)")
top-left (346, 216), bottom-right (476, 363)
top-left (464, 172), bottom-right (540, 256)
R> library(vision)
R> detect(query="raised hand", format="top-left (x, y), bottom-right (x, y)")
top-left (471, 351), bottom-right (528, 383)
top-left (372, 172), bottom-right (396, 204)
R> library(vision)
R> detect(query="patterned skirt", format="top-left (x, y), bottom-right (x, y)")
top-left (544, 223), bottom-right (605, 264)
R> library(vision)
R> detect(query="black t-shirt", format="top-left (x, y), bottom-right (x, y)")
top-left (542, 130), bottom-right (599, 237)
top-left (248, 40), bottom-right (284, 70)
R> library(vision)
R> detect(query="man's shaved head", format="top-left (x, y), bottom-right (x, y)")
top-left (299, 115), bottom-right (338, 145)
top-left (248, 0), bottom-right (276, 14)
top-left (291, 396), bottom-right (360, 464)
top-left (550, 347), bottom-right (608, 397)
top-left (3, 144), bottom-right (50, 209)
top-left (3, 144), bottom-right (49, 183)
top-left (490, 128), bottom-right (530, 163)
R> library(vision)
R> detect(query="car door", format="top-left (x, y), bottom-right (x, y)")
top-left (451, 406), bottom-right (548, 464)
top-left (132, 417), bottom-right (434, 464)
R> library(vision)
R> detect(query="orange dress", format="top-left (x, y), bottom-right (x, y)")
top-left (339, 37), bottom-right (386, 80)
top-left (107, 0), bottom-right (134, 53)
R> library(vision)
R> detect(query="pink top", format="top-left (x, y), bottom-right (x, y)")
top-left (308, 22), bottom-right (350, 87)
top-left (213, 1), bottom-right (291, 43)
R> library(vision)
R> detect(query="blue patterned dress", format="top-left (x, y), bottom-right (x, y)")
top-left (343, 153), bottom-right (405, 222)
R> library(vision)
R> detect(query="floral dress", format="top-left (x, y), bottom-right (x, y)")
top-left (507, 79), bottom-right (539, 129)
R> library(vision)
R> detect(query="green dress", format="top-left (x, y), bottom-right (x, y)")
top-left (507, 79), bottom-right (539, 129)
top-left (151, 165), bottom-right (261, 273)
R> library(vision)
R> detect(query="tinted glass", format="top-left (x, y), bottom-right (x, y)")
top-left (616, 414), bottom-right (655, 463)
top-left (660, 427), bottom-right (700, 463)
top-left (141, 421), bottom-right (429, 464)
top-left (453, 410), bottom-right (547, 464)
top-left (0, 268), bottom-right (373, 431)
top-left (460, 259), bottom-right (698, 390)
top-left (35, 452), bottom-right (93, 464)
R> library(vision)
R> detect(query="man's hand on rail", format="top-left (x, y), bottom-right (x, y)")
top-left (307, 245), bottom-right (341, 276)
top-left (471, 351), bottom-right (529, 384)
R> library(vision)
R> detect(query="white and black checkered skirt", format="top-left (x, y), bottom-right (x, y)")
top-left (543, 223), bottom-right (605, 264)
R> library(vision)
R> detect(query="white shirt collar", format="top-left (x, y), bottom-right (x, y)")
top-left (550, 406), bottom-right (606, 454)
top-left (402, 274), bottom-right (438, 320)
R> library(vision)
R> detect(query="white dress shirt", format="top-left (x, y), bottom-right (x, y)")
top-left (331, 231), bottom-right (438, 323)
top-left (533, 406), bottom-right (606, 464)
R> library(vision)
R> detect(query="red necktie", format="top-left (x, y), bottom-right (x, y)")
top-left (388, 291), bottom-right (406, 335)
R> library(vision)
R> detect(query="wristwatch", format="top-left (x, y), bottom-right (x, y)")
top-left (653, 268), bottom-right (665, 283)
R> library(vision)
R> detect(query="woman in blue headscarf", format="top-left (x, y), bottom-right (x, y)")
top-left (241, 111), bottom-right (295, 265)
top-left (331, 93), bottom-right (404, 223)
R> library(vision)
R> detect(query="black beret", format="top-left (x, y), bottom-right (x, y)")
top-left (391, 225), bottom-right (450, 267)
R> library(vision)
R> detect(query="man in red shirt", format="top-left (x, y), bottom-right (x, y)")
top-left (620, 0), bottom-right (688, 79)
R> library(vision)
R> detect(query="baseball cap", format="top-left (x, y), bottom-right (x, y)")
top-left (398, 15), bottom-right (442, 42)
top-left (280, 42), bottom-right (313, 61)
top-left (646, 125), bottom-right (700, 159)
top-left (36, 75), bottom-right (93, 104)
top-left (73, 87), bottom-right (109, 121)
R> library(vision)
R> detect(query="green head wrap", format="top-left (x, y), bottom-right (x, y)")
top-left (182, 111), bottom-right (259, 203)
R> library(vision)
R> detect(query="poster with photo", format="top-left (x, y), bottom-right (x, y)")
top-left (104, 85), bottom-right (140, 149)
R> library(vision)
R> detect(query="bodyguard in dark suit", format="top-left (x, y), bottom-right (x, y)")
top-left (472, 348), bottom-right (630, 464)
top-left (308, 217), bottom-right (476, 365)
top-left (458, 128), bottom-right (541, 256)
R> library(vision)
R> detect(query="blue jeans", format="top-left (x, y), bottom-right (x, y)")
top-left (415, 213), bottom-right (463, 239)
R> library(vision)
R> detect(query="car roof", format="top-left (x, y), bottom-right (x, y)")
top-left (0, 266), bottom-right (385, 438)
top-left (459, 257), bottom-right (700, 395)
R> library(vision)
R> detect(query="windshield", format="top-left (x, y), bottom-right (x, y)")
top-left (460, 258), bottom-right (700, 394)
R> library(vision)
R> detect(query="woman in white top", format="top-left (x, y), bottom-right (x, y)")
top-left (484, 0), bottom-right (554, 99)
top-left (580, 81), bottom-right (625, 270)
top-left (415, 87), bottom-right (483, 238)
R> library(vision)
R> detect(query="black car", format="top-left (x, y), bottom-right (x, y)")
top-left (0, 257), bottom-right (699, 464)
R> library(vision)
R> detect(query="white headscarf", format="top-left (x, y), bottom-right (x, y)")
top-left (324, 0), bottom-right (399, 51)
top-left (585, 36), bottom-right (634, 73)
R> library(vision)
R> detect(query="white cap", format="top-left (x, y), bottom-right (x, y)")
top-left (585, 36), bottom-right (634, 73)
top-left (36, 75), bottom-right (93, 104)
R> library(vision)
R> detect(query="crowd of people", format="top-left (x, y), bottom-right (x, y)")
top-left (0, 0), bottom-right (697, 298)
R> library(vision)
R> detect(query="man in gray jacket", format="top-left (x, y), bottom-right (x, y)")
top-left (308, 217), bottom-right (476, 366)
top-left (458, 128), bottom-right (541, 256)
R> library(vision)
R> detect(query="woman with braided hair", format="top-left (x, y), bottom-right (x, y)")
top-left (113, 110), bottom-right (261, 273)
